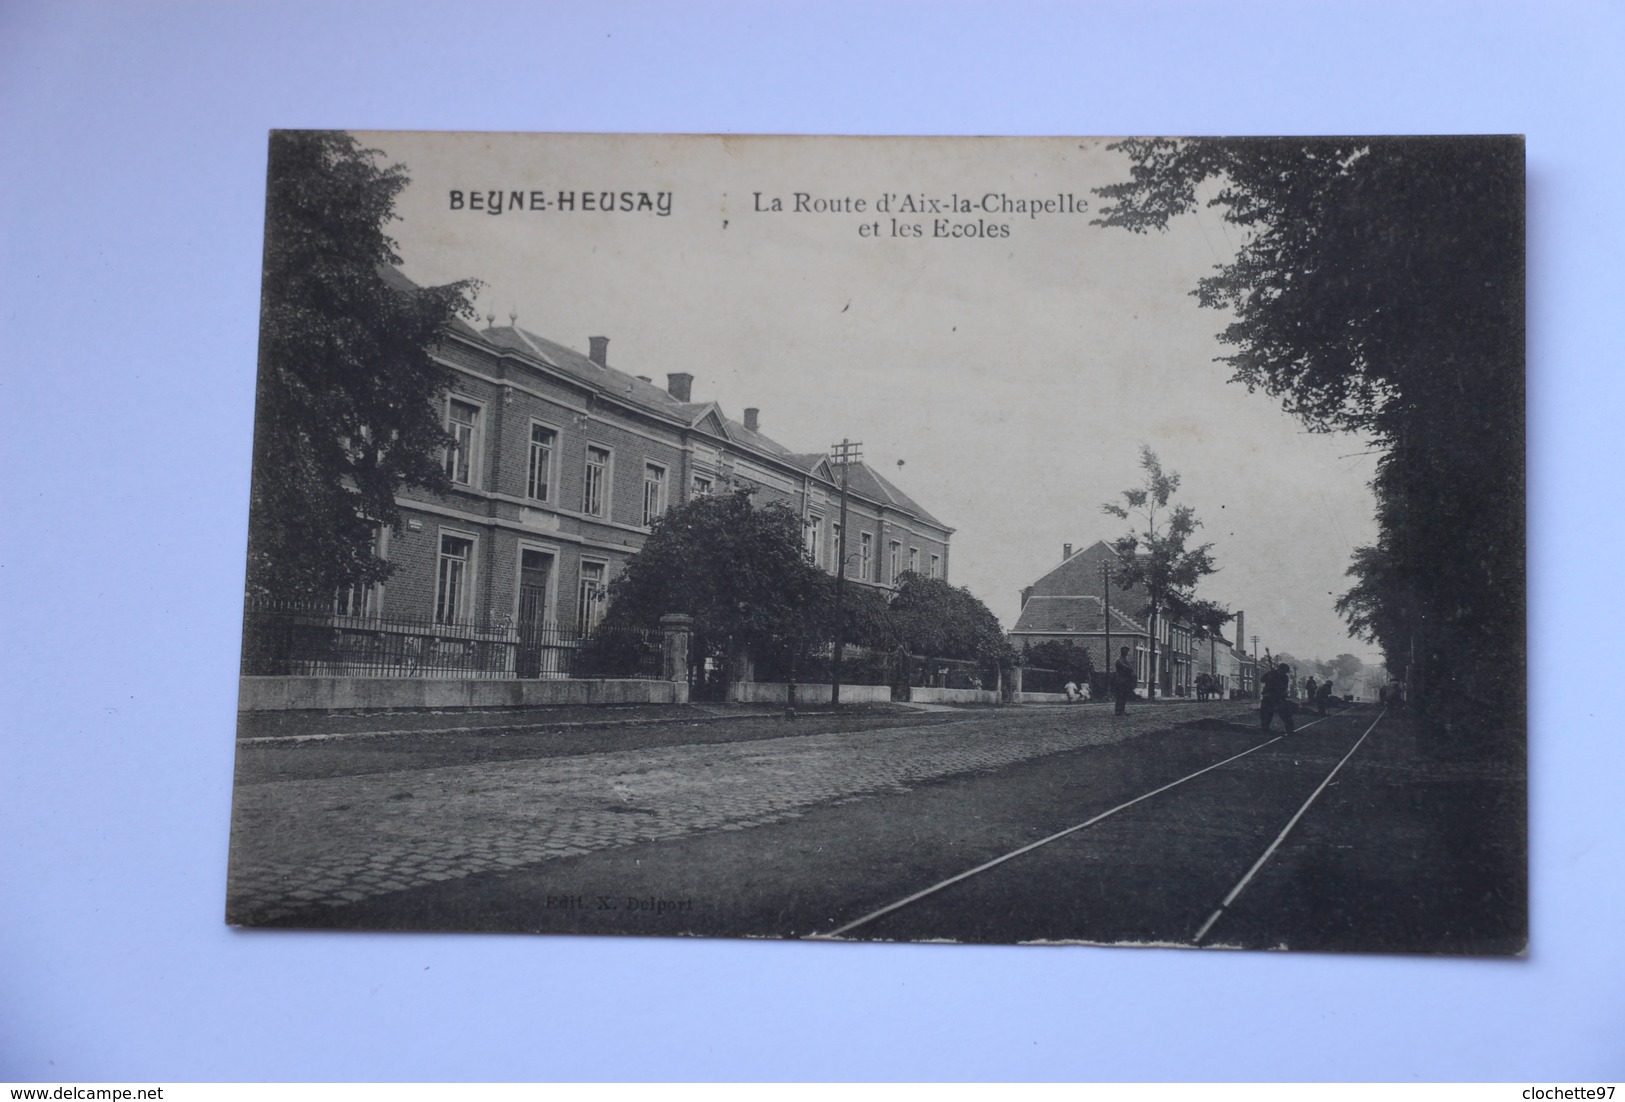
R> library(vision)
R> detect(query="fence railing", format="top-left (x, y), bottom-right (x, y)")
top-left (240, 600), bottom-right (662, 680)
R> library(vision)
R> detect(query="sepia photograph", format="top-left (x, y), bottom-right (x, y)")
top-left (226, 130), bottom-right (1525, 954)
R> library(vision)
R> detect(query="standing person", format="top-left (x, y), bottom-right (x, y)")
top-left (1113, 646), bottom-right (1135, 716)
top-left (1316, 678), bottom-right (1334, 716)
top-left (1303, 674), bottom-right (1318, 707)
top-left (1063, 679), bottom-right (1079, 703)
top-left (1260, 660), bottom-right (1296, 734)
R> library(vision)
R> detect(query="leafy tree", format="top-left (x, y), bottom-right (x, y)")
top-left (888, 572), bottom-right (1015, 670)
top-left (1102, 446), bottom-right (1217, 698)
top-left (1328, 653), bottom-right (1365, 685)
top-left (247, 130), bottom-right (480, 601)
top-left (1177, 596), bottom-right (1234, 639)
top-left (601, 488), bottom-right (829, 682)
top-left (1093, 137), bottom-right (1523, 736)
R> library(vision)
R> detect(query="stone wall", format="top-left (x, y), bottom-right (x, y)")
top-left (725, 682), bottom-right (892, 705)
top-left (239, 676), bottom-right (687, 712)
top-left (907, 686), bottom-right (1001, 705)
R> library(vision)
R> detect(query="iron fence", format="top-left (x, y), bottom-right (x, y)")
top-left (910, 654), bottom-right (1000, 690)
top-left (241, 599), bottom-right (663, 680)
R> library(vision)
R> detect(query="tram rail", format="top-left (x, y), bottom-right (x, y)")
top-left (809, 705), bottom-right (1385, 944)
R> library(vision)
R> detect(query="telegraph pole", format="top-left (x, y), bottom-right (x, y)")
top-left (829, 438), bottom-right (861, 706)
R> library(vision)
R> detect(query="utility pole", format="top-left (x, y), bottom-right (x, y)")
top-left (829, 438), bottom-right (861, 706)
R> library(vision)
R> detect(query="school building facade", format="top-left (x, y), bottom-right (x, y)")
top-left (346, 275), bottom-right (954, 647)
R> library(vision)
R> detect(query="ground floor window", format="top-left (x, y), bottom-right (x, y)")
top-left (435, 534), bottom-right (474, 624)
top-left (334, 526), bottom-right (388, 617)
top-left (577, 560), bottom-right (607, 634)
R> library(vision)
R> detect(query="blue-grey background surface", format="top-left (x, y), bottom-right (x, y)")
top-left (2, 0), bottom-right (1618, 1081)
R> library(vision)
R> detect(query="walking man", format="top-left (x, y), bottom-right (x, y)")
top-left (1260, 660), bottom-right (1296, 735)
top-left (1113, 646), bottom-right (1135, 716)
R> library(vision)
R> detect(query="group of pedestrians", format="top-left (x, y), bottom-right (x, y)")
top-left (1064, 647), bottom-right (1341, 733)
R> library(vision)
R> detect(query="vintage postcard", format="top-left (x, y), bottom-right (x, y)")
top-left (228, 132), bottom-right (1525, 953)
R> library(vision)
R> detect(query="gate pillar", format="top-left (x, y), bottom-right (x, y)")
top-left (659, 614), bottom-right (693, 702)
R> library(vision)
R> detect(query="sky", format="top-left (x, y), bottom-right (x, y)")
top-left (365, 131), bottom-right (1384, 667)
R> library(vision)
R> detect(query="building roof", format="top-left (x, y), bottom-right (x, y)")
top-left (1026, 539), bottom-right (1127, 598)
top-left (1010, 594), bottom-right (1148, 636)
top-left (842, 462), bottom-right (946, 528)
top-left (721, 417), bottom-right (796, 459)
top-left (480, 325), bottom-right (708, 425)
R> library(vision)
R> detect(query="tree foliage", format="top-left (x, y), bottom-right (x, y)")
top-left (601, 492), bottom-right (1011, 689)
top-left (888, 572), bottom-right (1014, 667)
top-left (1093, 137), bottom-right (1522, 440)
top-left (1179, 596), bottom-right (1234, 640)
top-left (247, 131), bottom-right (480, 601)
top-left (1094, 137), bottom-right (1523, 735)
top-left (1102, 446), bottom-right (1217, 697)
top-left (1328, 653), bottom-right (1365, 684)
top-left (602, 489), bottom-right (828, 661)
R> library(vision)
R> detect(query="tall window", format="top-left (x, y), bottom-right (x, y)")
top-left (335, 527), bottom-right (387, 617)
top-left (643, 463), bottom-right (667, 526)
top-left (445, 399), bottom-right (480, 486)
top-left (583, 445), bottom-right (610, 517)
top-left (831, 522), bottom-right (842, 575)
top-left (909, 547), bottom-right (919, 575)
top-left (888, 540), bottom-right (901, 584)
top-left (334, 580), bottom-right (377, 619)
top-left (929, 553), bottom-right (941, 579)
top-left (577, 560), bottom-right (607, 633)
top-left (435, 534), bottom-right (474, 624)
top-left (860, 532), bottom-right (873, 581)
top-left (804, 516), bottom-right (823, 566)
top-left (527, 424), bottom-right (556, 502)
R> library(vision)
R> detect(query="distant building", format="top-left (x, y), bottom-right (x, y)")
top-left (1195, 629), bottom-right (1250, 698)
top-left (1009, 540), bottom-right (1194, 696)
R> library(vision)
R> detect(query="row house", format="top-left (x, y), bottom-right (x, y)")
top-left (350, 270), bottom-right (953, 648)
top-left (1007, 540), bottom-right (1196, 696)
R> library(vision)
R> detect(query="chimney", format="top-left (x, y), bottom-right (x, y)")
top-left (588, 336), bottom-right (609, 366)
top-left (1063, 543), bottom-right (1073, 561)
top-left (1235, 611), bottom-right (1245, 655)
top-left (1020, 585), bottom-right (1034, 608)
top-left (666, 372), bottom-right (693, 402)
top-left (743, 407), bottom-right (759, 432)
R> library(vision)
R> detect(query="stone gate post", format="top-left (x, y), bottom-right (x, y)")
top-left (659, 614), bottom-right (693, 704)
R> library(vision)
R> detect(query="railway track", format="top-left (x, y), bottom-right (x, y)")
top-left (808, 704), bottom-right (1387, 946)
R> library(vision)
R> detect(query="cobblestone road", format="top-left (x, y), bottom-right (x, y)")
top-left (227, 702), bottom-right (1252, 924)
